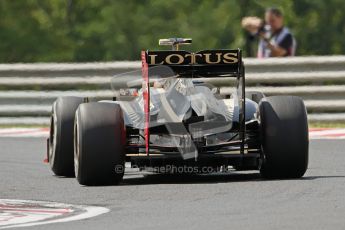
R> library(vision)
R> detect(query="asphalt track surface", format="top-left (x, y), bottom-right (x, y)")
top-left (1, 137), bottom-right (345, 230)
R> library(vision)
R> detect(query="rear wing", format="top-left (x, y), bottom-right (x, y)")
top-left (144, 49), bottom-right (243, 77)
top-left (141, 48), bottom-right (246, 155)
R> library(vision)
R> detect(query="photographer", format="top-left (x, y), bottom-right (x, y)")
top-left (242, 8), bottom-right (296, 58)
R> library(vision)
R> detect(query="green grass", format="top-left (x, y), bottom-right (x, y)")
top-left (309, 122), bottom-right (345, 128)
top-left (0, 124), bottom-right (48, 129)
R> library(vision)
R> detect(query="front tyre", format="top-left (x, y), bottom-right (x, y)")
top-left (74, 103), bottom-right (126, 186)
top-left (259, 96), bottom-right (309, 179)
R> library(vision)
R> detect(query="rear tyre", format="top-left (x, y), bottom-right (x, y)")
top-left (49, 97), bottom-right (83, 177)
top-left (74, 103), bottom-right (126, 186)
top-left (259, 96), bottom-right (309, 179)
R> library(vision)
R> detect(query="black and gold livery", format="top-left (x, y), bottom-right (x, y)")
top-left (47, 37), bottom-right (309, 186)
top-left (146, 49), bottom-right (242, 76)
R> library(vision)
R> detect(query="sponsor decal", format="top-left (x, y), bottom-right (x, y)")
top-left (147, 50), bottom-right (239, 65)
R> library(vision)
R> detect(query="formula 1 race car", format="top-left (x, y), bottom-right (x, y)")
top-left (47, 38), bottom-right (309, 185)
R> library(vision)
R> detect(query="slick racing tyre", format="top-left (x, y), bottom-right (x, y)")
top-left (49, 97), bottom-right (83, 176)
top-left (74, 103), bottom-right (126, 186)
top-left (259, 96), bottom-right (309, 179)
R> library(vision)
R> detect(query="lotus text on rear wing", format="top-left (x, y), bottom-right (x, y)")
top-left (147, 51), bottom-right (239, 65)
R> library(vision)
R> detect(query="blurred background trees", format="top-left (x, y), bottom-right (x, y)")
top-left (0, 0), bottom-right (344, 62)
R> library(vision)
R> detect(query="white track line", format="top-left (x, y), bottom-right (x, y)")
top-left (309, 128), bottom-right (345, 139)
top-left (0, 128), bottom-right (344, 139)
top-left (0, 128), bottom-right (48, 137)
top-left (0, 199), bottom-right (109, 229)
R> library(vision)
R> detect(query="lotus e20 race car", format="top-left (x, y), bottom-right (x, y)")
top-left (47, 38), bottom-right (309, 185)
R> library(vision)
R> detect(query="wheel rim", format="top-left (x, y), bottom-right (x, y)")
top-left (74, 114), bottom-right (80, 178)
top-left (49, 102), bottom-right (58, 166)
